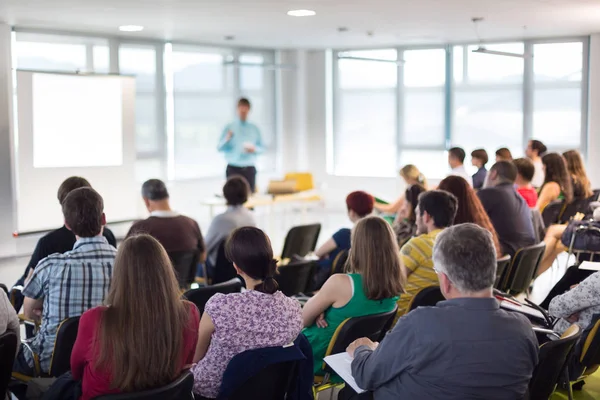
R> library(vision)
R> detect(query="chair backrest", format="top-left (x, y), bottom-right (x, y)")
top-left (49, 316), bottom-right (81, 377)
top-left (528, 325), bottom-right (581, 400)
top-left (542, 200), bottom-right (565, 227)
top-left (275, 260), bottom-right (315, 296)
top-left (226, 360), bottom-right (297, 400)
top-left (531, 209), bottom-right (546, 243)
top-left (213, 241), bottom-right (238, 284)
top-left (501, 242), bottom-right (546, 294)
top-left (331, 249), bottom-right (349, 275)
top-left (407, 286), bottom-right (445, 312)
top-left (580, 318), bottom-right (600, 367)
top-left (183, 278), bottom-right (243, 315)
top-left (495, 255), bottom-right (512, 289)
top-left (280, 224), bottom-right (321, 260)
top-left (0, 331), bottom-right (18, 398)
top-left (94, 371), bottom-right (195, 400)
top-left (167, 250), bottom-right (199, 289)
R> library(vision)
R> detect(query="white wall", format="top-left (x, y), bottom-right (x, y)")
top-left (588, 34), bottom-right (600, 188)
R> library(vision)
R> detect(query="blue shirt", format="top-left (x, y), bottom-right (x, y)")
top-left (317, 228), bottom-right (351, 271)
top-left (217, 120), bottom-right (264, 167)
top-left (22, 236), bottom-right (116, 372)
top-left (472, 167), bottom-right (487, 190)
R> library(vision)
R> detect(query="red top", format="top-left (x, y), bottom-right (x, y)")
top-left (517, 186), bottom-right (538, 208)
top-left (71, 302), bottom-right (200, 400)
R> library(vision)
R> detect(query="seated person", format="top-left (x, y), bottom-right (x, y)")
top-left (13, 188), bottom-right (117, 376)
top-left (447, 147), bottom-right (473, 186)
top-left (513, 158), bottom-right (538, 207)
top-left (303, 216), bottom-right (404, 376)
top-left (549, 271), bottom-right (600, 335)
top-left (374, 165), bottom-right (427, 215)
top-left (191, 227), bottom-right (302, 399)
top-left (536, 153), bottom-right (573, 212)
top-left (0, 287), bottom-right (19, 345)
top-left (526, 139), bottom-right (547, 188)
top-left (204, 176), bottom-right (256, 277)
top-left (470, 148), bottom-right (488, 190)
top-left (397, 190), bottom-right (458, 316)
top-left (478, 161), bottom-right (536, 257)
top-left (563, 150), bottom-right (593, 200)
top-left (68, 235), bottom-right (200, 400)
top-left (392, 182), bottom-right (425, 248)
top-left (345, 224), bottom-right (538, 400)
top-left (495, 147), bottom-right (513, 162)
top-left (14, 177), bottom-right (117, 290)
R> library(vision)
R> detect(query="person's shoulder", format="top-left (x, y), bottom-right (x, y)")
top-left (80, 306), bottom-right (108, 325)
top-left (128, 218), bottom-right (150, 232)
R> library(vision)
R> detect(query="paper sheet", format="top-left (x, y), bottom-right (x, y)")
top-left (579, 261), bottom-right (600, 271)
top-left (323, 352), bottom-right (366, 394)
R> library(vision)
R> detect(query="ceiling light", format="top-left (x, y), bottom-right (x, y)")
top-left (472, 46), bottom-right (529, 59)
top-left (119, 25), bottom-right (144, 32)
top-left (287, 9), bottom-right (316, 17)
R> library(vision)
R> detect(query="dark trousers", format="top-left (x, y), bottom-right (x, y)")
top-left (338, 386), bottom-right (374, 400)
top-left (540, 265), bottom-right (594, 309)
top-left (226, 165), bottom-right (256, 193)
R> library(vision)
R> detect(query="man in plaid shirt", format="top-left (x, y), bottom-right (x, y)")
top-left (13, 187), bottom-right (117, 375)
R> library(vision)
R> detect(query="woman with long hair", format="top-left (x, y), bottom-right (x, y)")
top-left (303, 216), bottom-right (404, 375)
top-left (374, 165), bottom-right (427, 214)
top-left (69, 234), bottom-right (200, 400)
top-left (438, 175), bottom-right (502, 257)
top-left (563, 150), bottom-right (593, 199)
top-left (192, 227), bottom-right (302, 398)
top-left (536, 153), bottom-right (574, 212)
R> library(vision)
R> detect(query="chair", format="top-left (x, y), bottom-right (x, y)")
top-left (559, 195), bottom-right (597, 224)
top-left (495, 255), bottom-right (512, 289)
top-left (331, 249), bottom-right (349, 275)
top-left (542, 201), bottom-right (565, 228)
top-left (183, 278), bottom-right (243, 315)
top-left (566, 316), bottom-right (600, 397)
top-left (168, 250), bottom-right (199, 289)
top-left (224, 360), bottom-right (298, 400)
top-left (528, 325), bottom-right (581, 400)
top-left (49, 316), bottom-right (81, 377)
top-left (280, 224), bottom-right (321, 260)
top-left (275, 260), bottom-right (315, 297)
top-left (0, 331), bottom-right (18, 400)
top-left (94, 371), bottom-right (194, 400)
top-left (407, 286), bottom-right (445, 312)
top-left (499, 242), bottom-right (546, 295)
top-left (212, 241), bottom-right (238, 285)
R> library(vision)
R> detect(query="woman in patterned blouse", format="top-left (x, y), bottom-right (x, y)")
top-left (549, 271), bottom-right (600, 334)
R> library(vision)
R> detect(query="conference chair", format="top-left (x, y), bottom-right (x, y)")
top-left (183, 278), bottom-right (243, 315)
top-left (275, 260), bottom-right (315, 297)
top-left (407, 286), bottom-right (445, 312)
top-left (315, 307), bottom-right (398, 393)
top-left (168, 250), bottom-right (200, 289)
top-left (531, 209), bottom-right (546, 243)
top-left (331, 249), bottom-right (349, 275)
top-left (495, 255), bottom-right (512, 289)
top-left (566, 316), bottom-right (600, 397)
top-left (280, 224), bottom-right (321, 260)
top-left (212, 241), bottom-right (238, 285)
top-left (528, 324), bottom-right (581, 400)
top-left (0, 331), bottom-right (18, 400)
top-left (542, 201), bottom-right (565, 228)
top-left (499, 242), bottom-right (546, 295)
top-left (49, 316), bottom-right (81, 377)
top-left (94, 371), bottom-right (194, 400)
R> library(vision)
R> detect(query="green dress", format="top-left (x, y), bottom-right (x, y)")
top-left (303, 273), bottom-right (399, 375)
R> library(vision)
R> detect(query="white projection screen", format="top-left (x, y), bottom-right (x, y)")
top-left (16, 71), bottom-right (139, 233)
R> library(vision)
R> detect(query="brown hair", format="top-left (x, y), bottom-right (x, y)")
top-left (95, 234), bottom-right (191, 392)
top-left (513, 158), bottom-right (535, 182)
top-left (471, 149), bottom-right (489, 165)
top-left (223, 176), bottom-right (250, 206)
top-left (438, 176), bottom-right (502, 256)
top-left (62, 187), bottom-right (104, 237)
top-left (563, 150), bottom-right (593, 198)
top-left (542, 153), bottom-right (574, 204)
top-left (495, 148), bottom-right (513, 161)
top-left (57, 176), bottom-right (91, 205)
top-left (347, 216), bottom-right (405, 300)
top-left (238, 97), bottom-right (251, 108)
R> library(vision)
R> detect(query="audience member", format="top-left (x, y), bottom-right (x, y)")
top-left (563, 150), bottom-right (593, 199)
top-left (374, 165), bottom-right (427, 214)
top-left (526, 139), bottom-right (547, 188)
top-left (478, 162), bottom-right (536, 256)
top-left (0, 288), bottom-right (19, 349)
top-left (513, 158), bottom-right (538, 207)
top-left (345, 224), bottom-right (538, 400)
top-left (549, 271), bottom-right (600, 335)
top-left (495, 147), bottom-right (513, 162)
top-left (470, 148), bottom-right (488, 189)
top-left (303, 216), bottom-right (403, 376)
top-left (66, 235), bottom-right (199, 400)
top-left (204, 176), bottom-right (256, 277)
top-left (192, 227), bottom-right (302, 398)
top-left (392, 180), bottom-right (425, 248)
top-left (447, 147), bottom-right (473, 186)
top-left (438, 176), bottom-right (502, 256)
top-left (13, 188), bottom-right (117, 375)
top-left (397, 191), bottom-right (458, 315)
top-left (537, 153), bottom-right (573, 212)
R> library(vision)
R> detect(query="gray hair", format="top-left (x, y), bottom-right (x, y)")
top-left (141, 179), bottom-right (169, 201)
top-left (432, 223), bottom-right (496, 293)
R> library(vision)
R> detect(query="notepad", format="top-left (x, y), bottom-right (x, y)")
top-left (498, 299), bottom-right (545, 320)
top-left (579, 261), bottom-right (600, 271)
top-left (323, 352), bottom-right (366, 394)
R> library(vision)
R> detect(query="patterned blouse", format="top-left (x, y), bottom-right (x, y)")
top-left (191, 290), bottom-right (303, 398)
top-left (549, 271), bottom-right (600, 334)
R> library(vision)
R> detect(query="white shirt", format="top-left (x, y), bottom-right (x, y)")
top-left (449, 165), bottom-right (473, 186)
top-left (531, 159), bottom-right (545, 188)
top-left (149, 210), bottom-right (180, 218)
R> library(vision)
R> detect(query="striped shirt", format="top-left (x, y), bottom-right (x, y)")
top-left (397, 229), bottom-right (443, 315)
top-left (22, 236), bottom-right (116, 372)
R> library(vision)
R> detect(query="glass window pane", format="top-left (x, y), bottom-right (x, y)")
top-left (453, 46), bottom-right (464, 84)
top-left (15, 41), bottom-right (87, 72)
top-left (466, 43), bottom-right (524, 84)
top-left (93, 45), bottom-right (110, 73)
top-left (171, 50), bottom-right (231, 92)
top-left (240, 54), bottom-right (264, 91)
top-left (403, 49), bottom-right (445, 87)
top-left (403, 89), bottom-right (445, 146)
top-left (534, 42), bottom-right (583, 82)
top-left (399, 150), bottom-right (447, 180)
top-left (134, 94), bottom-right (159, 153)
top-left (533, 88), bottom-right (581, 147)
top-left (338, 49), bottom-right (397, 89)
top-left (119, 46), bottom-right (156, 92)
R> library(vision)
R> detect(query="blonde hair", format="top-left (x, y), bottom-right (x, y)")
top-left (563, 150), bottom-right (593, 198)
top-left (348, 216), bottom-right (405, 300)
top-left (400, 165), bottom-right (427, 189)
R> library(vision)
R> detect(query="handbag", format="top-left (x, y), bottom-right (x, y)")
top-left (561, 220), bottom-right (600, 253)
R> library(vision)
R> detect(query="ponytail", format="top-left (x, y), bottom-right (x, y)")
top-left (254, 259), bottom-right (279, 294)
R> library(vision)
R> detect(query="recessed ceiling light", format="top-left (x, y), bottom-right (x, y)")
top-left (119, 25), bottom-right (144, 32)
top-left (287, 9), bottom-right (316, 17)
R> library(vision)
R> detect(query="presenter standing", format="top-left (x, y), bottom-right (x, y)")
top-left (217, 98), bottom-right (263, 193)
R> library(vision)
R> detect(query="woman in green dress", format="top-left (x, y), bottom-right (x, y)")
top-left (302, 216), bottom-right (405, 375)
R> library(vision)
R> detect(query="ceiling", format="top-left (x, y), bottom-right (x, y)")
top-left (1, 0), bottom-right (600, 49)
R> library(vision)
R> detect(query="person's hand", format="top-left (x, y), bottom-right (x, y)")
top-left (225, 130), bottom-right (233, 142)
top-left (347, 338), bottom-right (378, 358)
top-left (244, 143), bottom-right (256, 153)
top-left (567, 312), bottom-right (580, 323)
top-left (316, 313), bottom-right (328, 328)
top-left (570, 284), bottom-right (579, 290)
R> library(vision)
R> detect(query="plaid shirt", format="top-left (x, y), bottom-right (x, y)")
top-left (22, 236), bottom-right (116, 372)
